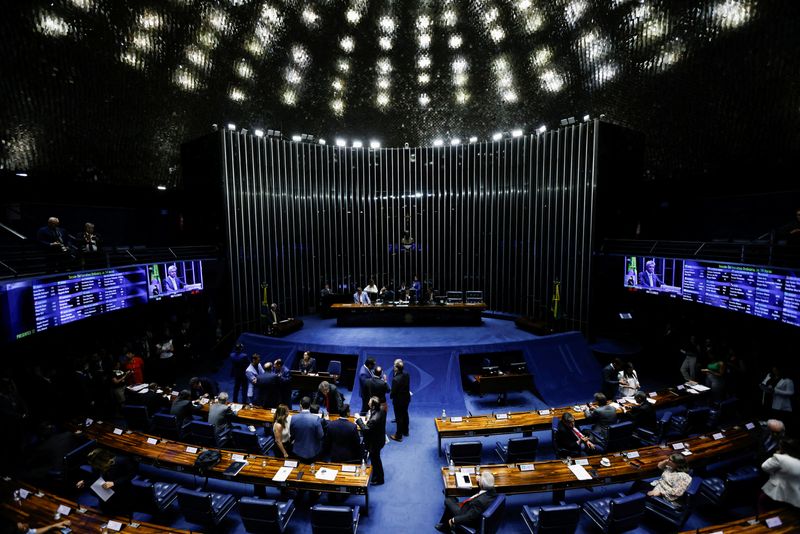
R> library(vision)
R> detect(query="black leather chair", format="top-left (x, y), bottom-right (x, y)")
top-left (152, 413), bottom-right (190, 440)
top-left (632, 411), bottom-right (672, 446)
top-left (186, 420), bottom-right (230, 448)
top-left (645, 476), bottom-right (702, 530)
top-left (521, 502), bottom-right (580, 533)
top-left (130, 476), bottom-right (179, 514)
top-left (231, 428), bottom-right (275, 455)
top-left (583, 492), bottom-right (646, 533)
top-left (708, 397), bottom-right (738, 428)
top-left (50, 438), bottom-right (96, 487)
top-left (310, 504), bottom-right (360, 533)
top-left (454, 493), bottom-right (506, 534)
top-left (698, 465), bottom-right (760, 506)
top-left (327, 361), bottom-right (342, 382)
top-left (668, 406), bottom-right (711, 437)
top-left (495, 437), bottom-right (538, 463)
top-left (122, 404), bottom-right (151, 431)
top-left (551, 417), bottom-right (572, 459)
top-left (239, 496), bottom-right (295, 533)
top-left (446, 441), bottom-right (483, 465)
top-left (592, 421), bottom-right (634, 453)
top-left (176, 487), bottom-right (236, 527)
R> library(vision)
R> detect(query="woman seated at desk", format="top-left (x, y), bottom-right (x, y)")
top-left (298, 351), bottom-right (317, 374)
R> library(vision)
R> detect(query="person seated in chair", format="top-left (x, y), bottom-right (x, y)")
top-left (628, 453), bottom-right (692, 502)
top-left (170, 389), bottom-right (193, 427)
top-left (583, 392), bottom-right (618, 443)
top-left (624, 391), bottom-right (657, 431)
top-left (298, 351), bottom-right (317, 374)
top-left (436, 471), bottom-right (497, 532)
top-left (207, 391), bottom-right (234, 441)
top-left (75, 448), bottom-right (136, 514)
top-left (189, 376), bottom-right (217, 400)
top-left (555, 412), bottom-right (596, 457)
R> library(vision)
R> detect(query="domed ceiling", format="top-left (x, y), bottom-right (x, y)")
top-left (1, 0), bottom-right (798, 189)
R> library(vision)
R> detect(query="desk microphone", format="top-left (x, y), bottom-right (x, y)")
top-left (468, 411), bottom-right (473, 418)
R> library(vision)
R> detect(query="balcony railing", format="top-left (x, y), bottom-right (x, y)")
top-left (599, 239), bottom-right (800, 268)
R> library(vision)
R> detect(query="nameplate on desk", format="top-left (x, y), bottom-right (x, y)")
top-left (56, 504), bottom-right (71, 516)
top-left (518, 464), bottom-right (535, 472)
top-left (460, 467), bottom-right (475, 475)
top-left (232, 454), bottom-right (246, 462)
top-left (495, 413), bottom-right (508, 420)
top-left (649, 392), bottom-right (658, 397)
top-left (146, 438), bottom-right (158, 445)
top-left (712, 432), bottom-right (725, 440)
top-left (677, 385), bottom-right (685, 390)
top-left (574, 459), bottom-right (589, 466)
top-left (113, 428), bottom-right (123, 435)
top-left (284, 460), bottom-right (298, 468)
top-left (341, 465), bottom-right (357, 473)
top-left (17, 488), bottom-right (30, 499)
top-left (156, 389), bottom-right (163, 394)
top-left (766, 516), bottom-right (783, 528)
top-left (271, 408), bottom-right (277, 414)
top-left (681, 450), bottom-right (693, 456)
top-left (185, 446), bottom-right (198, 454)
top-left (687, 389), bottom-right (700, 395)
top-left (646, 398), bottom-right (656, 404)
top-left (672, 443), bottom-right (685, 450)
top-left (450, 416), bottom-right (463, 423)
top-left (745, 422), bottom-right (756, 430)
top-left (538, 410), bottom-right (550, 415)
top-left (626, 451), bottom-right (640, 459)
top-left (106, 520), bottom-right (123, 531)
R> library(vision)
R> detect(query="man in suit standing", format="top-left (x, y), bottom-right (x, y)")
top-left (356, 396), bottom-right (386, 485)
top-left (353, 287), bottom-right (371, 305)
top-left (601, 359), bottom-right (622, 400)
top-left (290, 397), bottom-right (324, 463)
top-left (390, 359), bottom-right (411, 441)
top-left (326, 404), bottom-right (362, 463)
top-left (163, 264), bottom-right (185, 292)
top-left (625, 391), bottom-right (657, 430)
top-left (583, 392), bottom-right (618, 443)
top-left (273, 358), bottom-right (293, 408)
top-left (436, 471), bottom-right (498, 532)
top-left (638, 260), bottom-right (663, 288)
top-left (245, 354), bottom-right (265, 405)
top-left (229, 343), bottom-right (250, 404)
top-left (257, 362), bottom-right (281, 408)
top-left (313, 381), bottom-right (342, 415)
top-left (365, 366), bottom-right (390, 409)
top-left (357, 358), bottom-right (376, 414)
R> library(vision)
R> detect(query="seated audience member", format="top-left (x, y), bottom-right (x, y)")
top-left (189, 376), bottom-right (217, 400)
top-left (601, 359), bottom-right (622, 400)
top-left (760, 419), bottom-right (786, 460)
top-left (170, 389), bottom-right (193, 427)
top-left (555, 412), bottom-right (596, 457)
top-left (123, 349), bottom-right (144, 385)
top-left (290, 396), bottom-right (324, 463)
top-left (139, 382), bottom-right (168, 415)
top-left (353, 287), bottom-right (371, 305)
top-left (625, 391), bottom-right (657, 430)
top-left (356, 396), bottom-right (386, 485)
top-left (759, 438), bottom-right (800, 514)
top-left (314, 381), bottom-right (343, 415)
top-left (326, 404), bottom-right (362, 463)
top-left (273, 404), bottom-right (292, 459)
top-left (378, 286), bottom-right (395, 301)
top-left (629, 454), bottom-right (692, 501)
top-left (298, 351), bottom-right (317, 374)
top-left (257, 362), bottom-right (280, 408)
top-left (618, 361), bottom-right (640, 398)
top-left (365, 366), bottom-right (390, 408)
top-left (583, 393), bottom-right (618, 442)
top-left (76, 448), bottom-right (135, 513)
top-left (208, 391), bottom-right (234, 439)
top-left (436, 471), bottom-right (497, 533)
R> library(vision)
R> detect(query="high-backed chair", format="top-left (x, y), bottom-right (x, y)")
top-left (521, 502), bottom-right (580, 534)
top-left (698, 465), bottom-right (760, 507)
top-left (122, 404), bottom-right (151, 432)
top-left (709, 397), bottom-right (738, 428)
top-left (551, 417), bottom-right (572, 459)
top-left (632, 411), bottom-right (672, 446)
top-left (446, 441), bottom-right (483, 465)
top-left (310, 504), bottom-right (360, 533)
top-left (186, 420), bottom-right (230, 448)
top-left (130, 476), bottom-right (179, 514)
top-left (50, 438), bottom-right (96, 487)
top-left (152, 413), bottom-right (189, 440)
top-left (231, 428), bottom-right (274, 455)
top-left (239, 496), bottom-right (295, 533)
top-left (176, 487), bottom-right (236, 527)
top-left (495, 437), bottom-right (538, 463)
top-left (668, 406), bottom-right (711, 437)
top-left (645, 476), bottom-right (702, 530)
top-left (454, 493), bottom-right (506, 534)
top-left (327, 361), bottom-right (342, 382)
top-left (582, 492), bottom-right (647, 533)
top-left (592, 421), bottom-right (634, 453)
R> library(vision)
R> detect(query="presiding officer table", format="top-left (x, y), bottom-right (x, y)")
top-left (330, 302), bottom-right (487, 326)
top-left (441, 424), bottom-right (758, 500)
top-left (76, 420), bottom-right (373, 513)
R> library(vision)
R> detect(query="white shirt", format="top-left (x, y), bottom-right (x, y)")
top-left (762, 453), bottom-right (800, 507)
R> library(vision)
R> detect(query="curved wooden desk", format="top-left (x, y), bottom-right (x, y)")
top-left (681, 509), bottom-right (800, 533)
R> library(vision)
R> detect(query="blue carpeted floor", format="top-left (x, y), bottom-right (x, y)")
top-left (74, 318), bottom-right (760, 533)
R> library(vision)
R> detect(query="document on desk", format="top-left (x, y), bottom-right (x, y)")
top-left (106, 520), bottom-right (123, 531)
top-left (690, 384), bottom-right (710, 392)
top-left (231, 403), bottom-right (243, 413)
top-left (568, 464), bottom-right (593, 481)
top-left (315, 467), bottom-right (338, 481)
top-left (455, 473), bottom-right (473, 489)
top-left (272, 466), bottom-right (293, 482)
top-left (91, 477), bottom-right (114, 502)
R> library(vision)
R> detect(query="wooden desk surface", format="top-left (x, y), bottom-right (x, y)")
top-left (331, 302), bottom-right (487, 310)
top-left (0, 479), bottom-right (190, 533)
top-left (681, 509), bottom-right (800, 533)
top-left (441, 424), bottom-right (757, 497)
top-left (77, 420), bottom-right (370, 496)
top-left (434, 384), bottom-right (707, 439)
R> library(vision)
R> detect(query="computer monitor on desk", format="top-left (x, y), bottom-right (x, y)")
top-left (510, 362), bottom-right (527, 373)
top-left (466, 290), bottom-right (483, 303)
top-left (446, 291), bottom-right (463, 304)
top-left (481, 365), bottom-right (500, 376)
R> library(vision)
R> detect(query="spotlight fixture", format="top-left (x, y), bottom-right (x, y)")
top-left (335, 138), bottom-right (347, 147)
top-left (492, 132), bottom-right (503, 141)
top-left (301, 133), bottom-right (315, 141)
top-left (227, 123), bottom-right (236, 131)
top-left (291, 134), bottom-right (302, 142)
top-left (537, 125), bottom-right (547, 134)
top-left (16, 172), bottom-right (28, 177)
top-left (352, 140), bottom-right (363, 148)
top-left (432, 138), bottom-right (444, 147)
top-left (266, 129), bottom-right (282, 139)
top-left (559, 117), bottom-right (577, 126)
top-left (156, 185), bottom-right (167, 191)
top-left (254, 129), bottom-right (264, 137)
top-left (469, 136), bottom-right (478, 143)
top-left (511, 129), bottom-right (523, 137)
top-left (318, 138), bottom-right (326, 145)
top-left (450, 138), bottom-right (461, 146)
top-left (583, 114), bottom-right (591, 122)
top-left (240, 128), bottom-right (248, 135)
top-left (370, 140), bottom-right (381, 149)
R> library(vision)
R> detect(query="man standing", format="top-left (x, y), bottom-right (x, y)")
top-left (436, 472), bottom-right (497, 532)
top-left (365, 366), bottom-right (390, 409)
top-left (358, 358), bottom-right (376, 414)
top-left (326, 404), bottom-right (363, 463)
top-left (601, 359), bottom-right (622, 400)
top-left (638, 260), bottom-right (663, 288)
top-left (273, 358), bottom-right (293, 408)
top-left (390, 359), bottom-right (410, 441)
top-left (163, 264), bottom-right (184, 292)
top-left (356, 396), bottom-right (386, 485)
top-left (229, 343), bottom-right (249, 404)
top-left (291, 397), bottom-right (324, 463)
top-left (123, 349), bottom-right (144, 385)
top-left (245, 354), bottom-right (265, 405)
top-left (257, 362), bottom-right (280, 409)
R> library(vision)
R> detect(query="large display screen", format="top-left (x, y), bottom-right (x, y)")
top-left (624, 256), bottom-right (800, 327)
top-left (1, 260), bottom-right (204, 342)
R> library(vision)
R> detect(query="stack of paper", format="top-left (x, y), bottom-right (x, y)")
top-left (455, 473), bottom-right (473, 489)
top-left (272, 467), bottom-right (293, 482)
top-left (315, 468), bottom-right (338, 481)
top-left (568, 464), bottom-right (592, 480)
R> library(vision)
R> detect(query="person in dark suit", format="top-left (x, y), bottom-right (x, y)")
top-left (138, 382), bottom-right (169, 415)
top-left (625, 391), bottom-right (657, 430)
top-left (390, 359), bottom-right (411, 441)
top-left (638, 260), bottom-right (663, 288)
top-left (357, 358), bottom-right (376, 414)
top-left (313, 381), bottom-right (342, 415)
top-left (356, 396), bottom-right (387, 485)
top-left (298, 351), bottom-right (317, 374)
top-left (170, 389), bottom-right (193, 427)
top-left (267, 303), bottom-right (285, 325)
top-left (76, 448), bottom-right (136, 514)
top-left (365, 366), bottom-right (390, 408)
top-left (36, 216), bottom-right (73, 272)
top-left (583, 392), bottom-right (618, 443)
top-left (554, 412), bottom-right (596, 457)
top-left (290, 396), bottom-right (324, 463)
top-left (436, 471), bottom-right (498, 532)
top-left (163, 264), bottom-right (185, 292)
top-left (257, 362), bottom-right (281, 408)
top-left (601, 359), bottom-right (622, 400)
top-left (207, 391), bottom-right (234, 442)
top-left (229, 343), bottom-right (250, 404)
top-left (326, 404), bottom-right (362, 463)
top-left (273, 359), bottom-right (293, 408)
top-left (189, 376), bottom-right (217, 400)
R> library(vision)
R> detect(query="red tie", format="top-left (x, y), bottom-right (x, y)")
top-left (459, 493), bottom-right (479, 509)
top-left (573, 427), bottom-right (585, 440)
top-left (325, 394), bottom-right (330, 412)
